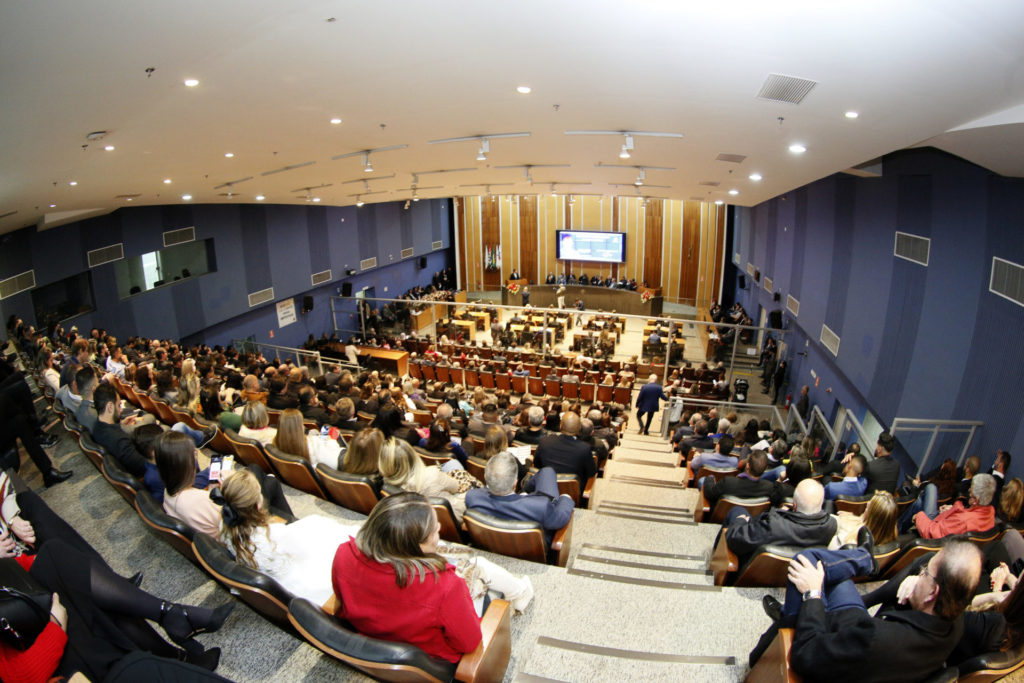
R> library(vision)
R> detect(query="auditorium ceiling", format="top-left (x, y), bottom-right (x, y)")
top-left (1, 0), bottom-right (1023, 234)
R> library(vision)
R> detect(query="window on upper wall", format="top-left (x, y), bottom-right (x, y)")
top-left (114, 239), bottom-right (217, 299)
top-left (31, 271), bottom-right (96, 331)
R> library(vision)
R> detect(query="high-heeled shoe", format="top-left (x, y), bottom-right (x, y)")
top-left (181, 645), bottom-right (222, 671)
top-left (159, 601), bottom-right (234, 652)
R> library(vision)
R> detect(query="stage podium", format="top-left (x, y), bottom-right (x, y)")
top-left (500, 278), bottom-right (529, 306)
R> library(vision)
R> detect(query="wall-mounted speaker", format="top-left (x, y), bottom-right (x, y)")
top-left (773, 292), bottom-right (781, 302)
top-left (418, 256), bottom-right (427, 269)
top-left (768, 309), bottom-right (783, 329)
top-left (754, 269), bottom-right (761, 283)
top-left (738, 274), bottom-right (747, 289)
top-left (341, 282), bottom-right (353, 297)
top-left (302, 296), bottom-right (313, 313)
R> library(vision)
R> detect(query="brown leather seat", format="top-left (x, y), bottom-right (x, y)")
top-left (264, 444), bottom-right (327, 498)
top-left (462, 508), bottom-right (572, 566)
top-left (315, 464), bottom-right (381, 515)
top-left (223, 429), bottom-right (276, 474)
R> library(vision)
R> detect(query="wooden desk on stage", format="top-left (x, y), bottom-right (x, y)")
top-left (451, 319), bottom-right (476, 341)
top-left (468, 311), bottom-right (490, 331)
top-left (501, 284), bottom-right (662, 315)
top-left (359, 347), bottom-right (409, 376)
top-left (410, 307), bottom-right (434, 332)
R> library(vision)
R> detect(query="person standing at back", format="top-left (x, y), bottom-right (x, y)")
top-left (635, 374), bottom-right (668, 436)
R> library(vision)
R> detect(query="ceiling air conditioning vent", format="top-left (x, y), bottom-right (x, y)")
top-left (248, 287), bottom-right (275, 308)
top-left (820, 324), bottom-right (841, 357)
top-left (311, 269), bottom-right (332, 286)
top-left (894, 231), bottom-right (930, 266)
top-left (0, 270), bottom-right (35, 300)
top-left (786, 295), bottom-right (800, 317)
top-left (164, 226), bottom-right (196, 247)
top-left (431, 240), bottom-right (443, 250)
top-left (757, 74), bottom-right (817, 104)
top-left (359, 257), bottom-right (377, 271)
top-left (401, 248), bottom-right (414, 259)
top-left (763, 276), bottom-right (773, 292)
top-left (87, 243), bottom-right (124, 267)
top-left (699, 180), bottom-right (721, 187)
top-left (746, 263), bottom-right (755, 276)
top-left (990, 257), bottom-right (1024, 308)
top-left (715, 154), bottom-right (747, 164)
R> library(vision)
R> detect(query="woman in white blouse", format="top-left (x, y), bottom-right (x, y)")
top-left (272, 408), bottom-right (342, 470)
top-left (238, 401), bottom-right (277, 445)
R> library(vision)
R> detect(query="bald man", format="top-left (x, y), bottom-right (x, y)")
top-left (752, 539), bottom-right (983, 682)
top-left (725, 479), bottom-right (837, 562)
top-left (534, 412), bottom-right (597, 492)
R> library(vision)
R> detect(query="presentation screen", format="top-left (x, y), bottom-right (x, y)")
top-left (555, 230), bottom-right (626, 264)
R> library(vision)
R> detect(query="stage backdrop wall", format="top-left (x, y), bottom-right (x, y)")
top-left (455, 195), bottom-right (726, 306)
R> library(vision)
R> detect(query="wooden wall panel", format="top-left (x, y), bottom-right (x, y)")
top-left (455, 197), bottom-right (468, 290)
top-left (481, 196), bottom-right (502, 289)
top-left (519, 195), bottom-right (539, 283)
top-left (679, 200), bottom-right (702, 303)
top-left (712, 204), bottom-right (726, 303)
top-left (662, 200), bottom-right (680, 301)
top-left (642, 199), bottom-right (663, 287)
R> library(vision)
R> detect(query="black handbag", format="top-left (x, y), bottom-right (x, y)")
top-left (0, 558), bottom-right (51, 651)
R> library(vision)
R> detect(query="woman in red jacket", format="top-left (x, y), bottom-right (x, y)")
top-left (330, 492), bottom-right (481, 663)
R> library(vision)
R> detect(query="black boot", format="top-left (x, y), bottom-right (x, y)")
top-left (43, 468), bottom-right (73, 487)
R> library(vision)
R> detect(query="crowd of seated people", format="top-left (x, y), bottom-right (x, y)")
top-left (543, 272), bottom-right (640, 290)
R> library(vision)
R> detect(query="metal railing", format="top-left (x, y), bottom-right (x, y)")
top-left (890, 418), bottom-right (984, 476)
top-left (231, 340), bottom-right (325, 376)
top-left (659, 396), bottom-right (787, 439)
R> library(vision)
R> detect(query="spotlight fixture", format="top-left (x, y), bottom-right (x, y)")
top-left (255, 195), bottom-right (265, 201)
top-left (183, 78), bottom-right (199, 87)
top-left (355, 196), bottom-right (365, 207)
top-left (634, 169), bottom-right (646, 186)
top-left (749, 173), bottom-right (762, 181)
top-left (619, 134), bottom-right (634, 159)
top-left (789, 143), bottom-right (807, 154)
top-left (403, 199), bottom-right (411, 210)
top-left (362, 154), bottom-right (373, 173)
top-left (412, 191), bottom-right (420, 202)
top-left (476, 138), bottom-right (489, 161)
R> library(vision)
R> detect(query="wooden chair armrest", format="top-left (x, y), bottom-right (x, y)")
top-left (582, 475), bottom-right (595, 507)
top-left (746, 628), bottom-right (800, 683)
top-left (552, 515), bottom-right (574, 568)
top-left (321, 594), bottom-right (340, 615)
top-left (709, 529), bottom-right (738, 586)
top-left (695, 489), bottom-right (710, 523)
top-left (455, 599), bottom-right (511, 683)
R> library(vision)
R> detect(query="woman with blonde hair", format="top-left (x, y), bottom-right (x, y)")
top-left (832, 490), bottom-right (899, 548)
top-left (341, 427), bottom-right (385, 477)
top-left (999, 478), bottom-right (1024, 524)
top-left (379, 438), bottom-right (470, 521)
top-left (272, 408), bottom-right (342, 469)
top-left (216, 469), bottom-right (358, 605)
top-left (238, 400), bottom-right (277, 446)
top-left (330, 492), bottom-right (533, 664)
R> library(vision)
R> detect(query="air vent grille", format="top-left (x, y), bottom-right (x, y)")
top-left (894, 231), bottom-right (930, 266)
top-left (87, 243), bottom-right (124, 267)
top-left (311, 269), bottom-right (332, 286)
top-left (757, 74), bottom-right (817, 104)
top-left (820, 324), bottom-right (841, 357)
top-left (990, 257), bottom-right (1024, 308)
top-left (359, 257), bottom-right (377, 270)
top-left (164, 226), bottom-right (196, 247)
top-left (734, 252), bottom-right (741, 265)
top-left (786, 295), bottom-right (800, 317)
top-left (0, 270), bottom-right (35, 300)
top-left (699, 180), bottom-right (721, 187)
top-left (764, 277), bottom-right (773, 292)
top-left (248, 287), bottom-right (275, 307)
top-left (715, 154), bottom-right (746, 164)
top-left (401, 247), bottom-right (414, 259)
top-left (431, 240), bottom-right (443, 250)
top-left (746, 263), bottom-right (755, 276)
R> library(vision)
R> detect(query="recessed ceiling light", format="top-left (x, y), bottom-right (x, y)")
top-left (714, 200), bottom-right (724, 205)
top-left (49, 203), bottom-right (56, 208)
top-left (749, 173), bottom-right (762, 181)
top-left (789, 143), bottom-right (807, 154)
top-left (516, 85), bottom-right (531, 94)
top-left (163, 178), bottom-right (172, 184)
top-left (845, 111), bottom-right (859, 119)
top-left (728, 189), bottom-right (739, 196)
top-left (184, 78), bottom-right (199, 87)
top-left (181, 194), bottom-right (192, 200)
top-left (224, 152), bottom-right (234, 158)
top-left (126, 197), bottom-right (133, 202)
top-left (312, 197), bottom-right (321, 202)
top-left (255, 194), bottom-right (265, 201)
top-left (104, 145), bottom-right (115, 152)
top-left (330, 117), bottom-right (342, 125)
top-left (68, 181), bottom-right (78, 186)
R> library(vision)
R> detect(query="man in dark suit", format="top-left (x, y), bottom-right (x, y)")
top-left (751, 539), bottom-right (982, 683)
top-left (865, 431), bottom-right (901, 494)
top-left (679, 420), bottom-right (715, 456)
top-left (466, 453), bottom-right (574, 543)
top-left (702, 449), bottom-right (775, 511)
top-left (724, 478), bottom-right (837, 563)
top-left (795, 385), bottom-right (810, 420)
top-left (298, 386), bottom-right (333, 426)
top-left (509, 268), bottom-right (520, 281)
top-left (534, 412), bottom-right (597, 491)
top-left (634, 373), bottom-right (667, 436)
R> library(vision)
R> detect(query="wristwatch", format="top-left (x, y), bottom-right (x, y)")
top-left (802, 590), bottom-right (822, 602)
